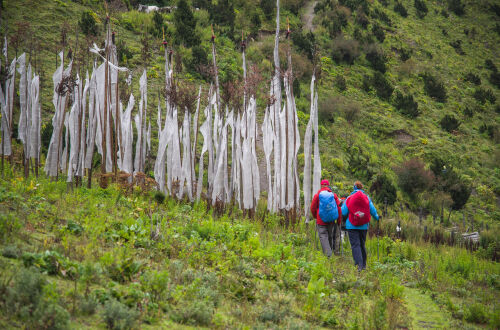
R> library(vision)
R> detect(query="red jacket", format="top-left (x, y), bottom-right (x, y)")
top-left (310, 187), bottom-right (342, 225)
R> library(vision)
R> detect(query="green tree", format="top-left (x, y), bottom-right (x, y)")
top-left (210, 0), bottom-right (235, 38)
top-left (174, 0), bottom-right (199, 47)
top-left (261, 0), bottom-right (275, 20)
top-left (79, 11), bottom-right (98, 37)
top-left (153, 11), bottom-right (164, 38)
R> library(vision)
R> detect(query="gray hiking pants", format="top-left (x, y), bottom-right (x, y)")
top-left (317, 223), bottom-right (337, 257)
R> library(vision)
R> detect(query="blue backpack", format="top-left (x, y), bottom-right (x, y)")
top-left (318, 191), bottom-right (339, 223)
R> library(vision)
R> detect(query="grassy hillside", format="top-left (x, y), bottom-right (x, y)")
top-left (0, 0), bottom-right (499, 327)
top-left (0, 168), bottom-right (498, 328)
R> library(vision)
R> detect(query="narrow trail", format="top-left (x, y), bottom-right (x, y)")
top-left (303, 1), bottom-right (318, 31)
top-left (404, 287), bottom-right (452, 329)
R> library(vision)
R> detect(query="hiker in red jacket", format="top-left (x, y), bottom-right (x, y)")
top-left (310, 180), bottom-right (342, 257)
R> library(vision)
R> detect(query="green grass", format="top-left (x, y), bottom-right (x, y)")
top-left (0, 167), bottom-right (498, 328)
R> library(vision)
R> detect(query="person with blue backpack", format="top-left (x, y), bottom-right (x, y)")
top-left (341, 181), bottom-right (379, 272)
top-left (310, 180), bottom-right (342, 258)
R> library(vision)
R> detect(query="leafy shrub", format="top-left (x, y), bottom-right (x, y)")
top-left (80, 295), bottom-right (98, 316)
top-left (393, 91), bottom-right (419, 118)
top-left (448, 180), bottom-right (471, 210)
top-left (2, 244), bottom-right (21, 259)
top-left (172, 300), bottom-right (214, 326)
top-left (414, 0), bottom-right (428, 18)
top-left (335, 75), bottom-right (347, 91)
top-left (347, 146), bottom-right (374, 181)
top-left (372, 23), bottom-right (385, 42)
top-left (489, 71), bottom-right (500, 88)
top-left (32, 302), bottom-right (70, 330)
top-left (371, 72), bottom-right (394, 100)
top-left (395, 158), bottom-right (434, 199)
top-left (464, 303), bottom-right (488, 324)
top-left (448, 0), bottom-right (465, 16)
top-left (102, 298), bottom-right (139, 330)
top-left (449, 39), bottom-right (464, 55)
top-left (463, 106), bottom-right (474, 117)
top-left (464, 72), bottom-right (481, 85)
top-left (399, 47), bottom-right (411, 61)
top-left (291, 31), bottom-right (315, 60)
top-left (355, 9), bottom-right (369, 28)
top-left (479, 124), bottom-right (500, 141)
top-left (331, 35), bottom-right (360, 64)
top-left (473, 88), bottom-right (496, 104)
top-left (339, 0), bottom-right (368, 11)
top-left (116, 39), bottom-right (132, 66)
top-left (79, 11), bottom-right (98, 37)
top-left (0, 213), bottom-right (21, 241)
top-left (440, 115), bottom-right (460, 132)
top-left (327, 7), bottom-right (350, 36)
top-left (370, 174), bottom-right (397, 205)
top-left (365, 46), bottom-right (387, 72)
top-left (394, 2), bottom-right (408, 17)
top-left (421, 72), bottom-right (447, 102)
top-left (372, 7), bottom-right (392, 26)
top-left (5, 267), bottom-right (45, 317)
top-left (485, 59), bottom-right (497, 72)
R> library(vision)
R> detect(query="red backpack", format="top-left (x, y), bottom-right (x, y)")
top-left (346, 191), bottom-right (371, 226)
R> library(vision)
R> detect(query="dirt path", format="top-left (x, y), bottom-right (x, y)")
top-left (404, 287), bottom-right (452, 328)
top-left (303, 1), bottom-right (318, 31)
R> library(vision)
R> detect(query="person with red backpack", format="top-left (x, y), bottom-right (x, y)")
top-left (341, 181), bottom-right (379, 271)
top-left (310, 180), bottom-right (342, 258)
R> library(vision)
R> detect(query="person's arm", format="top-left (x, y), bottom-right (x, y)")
top-left (368, 197), bottom-right (379, 220)
top-left (341, 198), bottom-right (349, 217)
top-left (334, 194), bottom-right (342, 225)
top-left (310, 193), bottom-right (319, 218)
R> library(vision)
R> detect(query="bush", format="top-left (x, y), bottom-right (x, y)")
top-left (355, 9), bottom-right (369, 28)
top-left (102, 298), bottom-right (139, 330)
top-left (2, 244), bottom-right (21, 259)
top-left (489, 71), bottom-right (500, 88)
top-left (339, 0), bottom-right (368, 11)
top-left (365, 46), bottom-right (387, 72)
top-left (421, 72), bottom-right (447, 102)
top-left (464, 72), bottom-right (481, 85)
top-left (414, 0), bottom-right (428, 18)
top-left (372, 72), bottom-right (394, 100)
top-left (172, 300), bottom-right (214, 326)
top-left (394, 2), bottom-right (408, 17)
top-left (448, 180), bottom-right (471, 210)
top-left (448, 0), bottom-right (465, 16)
top-left (80, 295), bottom-right (98, 316)
top-left (464, 303), bottom-right (488, 324)
top-left (440, 115), bottom-right (460, 132)
top-left (79, 11), bottom-right (98, 37)
top-left (5, 267), bottom-right (46, 317)
top-left (372, 7), bottom-right (392, 26)
top-left (372, 23), bottom-right (385, 42)
top-left (485, 59), bottom-right (497, 72)
top-left (32, 302), bottom-right (70, 330)
top-left (331, 35), bottom-right (360, 64)
top-left (291, 31), bottom-right (315, 60)
top-left (395, 158), bottom-right (434, 199)
top-left (335, 75), bottom-right (347, 91)
top-left (399, 47), bottom-right (411, 61)
top-left (347, 146), bottom-right (374, 181)
top-left (473, 88), bottom-right (496, 104)
top-left (393, 91), bottom-right (419, 118)
top-left (450, 39), bottom-right (464, 55)
top-left (327, 7), bottom-right (350, 36)
top-left (370, 174), bottom-right (397, 205)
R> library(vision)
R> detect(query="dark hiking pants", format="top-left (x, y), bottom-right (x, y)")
top-left (347, 229), bottom-right (367, 271)
top-left (317, 223), bottom-right (337, 257)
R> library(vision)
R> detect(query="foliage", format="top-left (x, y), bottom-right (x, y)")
top-left (370, 174), bottom-right (397, 205)
top-left (103, 298), bottom-right (139, 330)
top-left (347, 146), bottom-right (374, 181)
top-left (395, 158), bottom-right (434, 199)
top-left (365, 45), bottom-right (387, 72)
top-left (421, 72), bottom-right (447, 102)
top-left (152, 11), bottom-right (164, 38)
top-left (174, 0), bottom-right (199, 47)
top-left (366, 71), bottom-right (394, 100)
top-left (473, 88), bottom-right (496, 104)
top-left (393, 91), bottom-right (419, 118)
top-left (439, 114), bottom-right (460, 132)
top-left (291, 31), bottom-right (315, 60)
top-left (210, 0), bottom-right (235, 38)
top-left (448, 0), bottom-right (465, 16)
top-left (331, 34), bottom-right (360, 64)
top-left (414, 0), bottom-right (428, 18)
top-left (79, 11), bottom-right (98, 37)
top-left (372, 22), bottom-right (385, 42)
top-left (464, 72), bottom-right (481, 85)
top-left (394, 2), bottom-right (408, 17)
